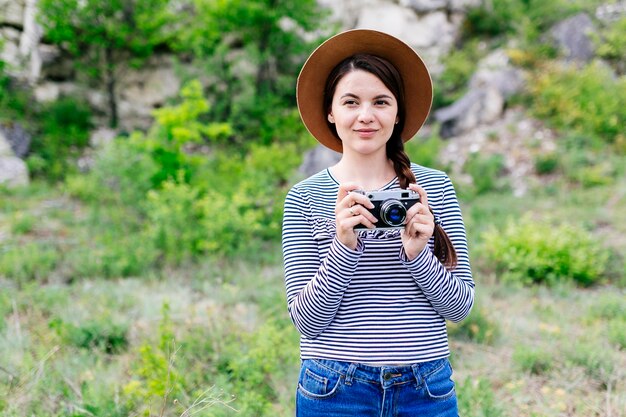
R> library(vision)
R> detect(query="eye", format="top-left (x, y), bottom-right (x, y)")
top-left (375, 99), bottom-right (391, 106)
top-left (343, 99), bottom-right (358, 106)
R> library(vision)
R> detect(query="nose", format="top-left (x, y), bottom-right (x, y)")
top-left (357, 104), bottom-right (374, 123)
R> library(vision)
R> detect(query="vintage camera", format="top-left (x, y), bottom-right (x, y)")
top-left (352, 189), bottom-right (420, 230)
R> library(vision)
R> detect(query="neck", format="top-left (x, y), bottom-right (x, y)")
top-left (331, 151), bottom-right (396, 191)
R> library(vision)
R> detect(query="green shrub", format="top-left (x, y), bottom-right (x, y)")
top-left (448, 305), bottom-right (499, 345)
top-left (463, 153), bottom-right (508, 196)
top-left (144, 177), bottom-right (205, 266)
top-left (513, 345), bottom-right (554, 375)
top-left (482, 215), bottom-right (608, 286)
top-left (0, 242), bottom-right (60, 284)
top-left (530, 61), bottom-right (626, 147)
top-left (10, 211), bottom-right (36, 235)
top-left (457, 377), bottom-right (505, 417)
top-left (595, 17), bottom-right (626, 75)
top-left (124, 302), bottom-right (186, 415)
top-left (433, 40), bottom-right (484, 108)
top-left (50, 317), bottom-right (129, 354)
top-left (607, 319), bottom-right (626, 350)
top-left (405, 132), bottom-right (449, 172)
top-left (66, 134), bottom-right (159, 208)
top-left (534, 152), bottom-right (559, 175)
top-left (566, 341), bottom-right (615, 382)
top-left (27, 97), bottom-right (92, 181)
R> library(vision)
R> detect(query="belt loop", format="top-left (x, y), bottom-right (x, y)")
top-left (345, 363), bottom-right (357, 386)
top-left (411, 363), bottom-right (422, 386)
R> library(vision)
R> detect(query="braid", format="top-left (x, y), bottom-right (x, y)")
top-left (387, 138), bottom-right (458, 270)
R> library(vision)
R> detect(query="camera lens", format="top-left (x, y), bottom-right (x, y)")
top-left (380, 199), bottom-right (406, 227)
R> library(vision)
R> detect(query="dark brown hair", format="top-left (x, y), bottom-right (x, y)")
top-left (324, 54), bottom-right (457, 269)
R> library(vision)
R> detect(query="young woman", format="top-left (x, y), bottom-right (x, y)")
top-left (282, 29), bottom-right (475, 416)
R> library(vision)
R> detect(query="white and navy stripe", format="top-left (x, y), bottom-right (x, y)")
top-left (282, 163), bottom-right (475, 364)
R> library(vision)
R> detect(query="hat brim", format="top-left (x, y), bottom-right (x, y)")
top-left (296, 29), bottom-right (433, 153)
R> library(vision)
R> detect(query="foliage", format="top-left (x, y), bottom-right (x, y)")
top-left (595, 17), bottom-right (626, 75)
top-left (49, 317), bottom-right (129, 354)
top-left (65, 135), bottom-right (159, 207)
top-left (38, 0), bottom-right (177, 127)
top-left (462, 152), bottom-right (508, 197)
top-left (463, 0), bottom-right (595, 39)
top-left (448, 304), bottom-right (499, 345)
top-left (175, 0), bottom-right (328, 143)
top-left (482, 215), bottom-right (608, 286)
top-left (456, 377), bottom-right (505, 417)
top-left (529, 61), bottom-right (626, 148)
top-left (26, 97), bottom-right (92, 181)
top-left (123, 302), bottom-right (187, 415)
top-left (405, 131), bottom-right (449, 172)
top-left (513, 345), bottom-right (554, 375)
top-left (433, 40), bottom-right (485, 109)
top-left (0, 242), bottom-right (60, 284)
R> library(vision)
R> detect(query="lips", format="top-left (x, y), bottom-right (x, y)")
top-left (355, 128), bottom-right (378, 138)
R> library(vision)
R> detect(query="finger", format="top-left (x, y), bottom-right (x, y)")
top-left (336, 182), bottom-right (362, 206)
top-left (408, 183), bottom-right (429, 208)
top-left (346, 205), bottom-right (378, 226)
top-left (339, 213), bottom-right (376, 230)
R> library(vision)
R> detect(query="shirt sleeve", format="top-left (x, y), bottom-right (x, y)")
top-left (282, 186), bottom-right (364, 339)
top-left (400, 175), bottom-right (475, 322)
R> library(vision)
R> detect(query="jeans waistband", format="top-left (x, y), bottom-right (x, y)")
top-left (307, 357), bottom-right (449, 389)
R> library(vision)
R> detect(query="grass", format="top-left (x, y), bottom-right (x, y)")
top-left (1, 168), bottom-right (626, 416)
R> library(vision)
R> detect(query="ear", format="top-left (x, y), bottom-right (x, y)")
top-left (327, 113), bottom-right (335, 124)
top-left (395, 117), bottom-right (399, 125)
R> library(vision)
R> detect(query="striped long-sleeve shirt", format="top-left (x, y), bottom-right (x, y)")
top-left (282, 163), bottom-right (474, 364)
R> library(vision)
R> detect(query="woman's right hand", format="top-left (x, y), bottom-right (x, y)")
top-left (335, 183), bottom-right (377, 250)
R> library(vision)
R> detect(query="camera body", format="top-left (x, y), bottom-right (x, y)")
top-left (352, 189), bottom-right (420, 230)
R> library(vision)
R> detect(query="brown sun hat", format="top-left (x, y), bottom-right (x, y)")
top-left (296, 29), bottom-right (433, 153)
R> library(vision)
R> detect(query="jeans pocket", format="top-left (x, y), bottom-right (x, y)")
top-left (423, 360), bottom-right (456, 401)
top-left (298, 360), bottom-right (343, 399)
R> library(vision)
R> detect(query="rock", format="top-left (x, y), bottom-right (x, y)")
top-left (596, 1), bottom-right (626, 22)
top-left (435, 88), bottom-right (504, 138)
top-left (399, 0), bottom-right (448, 13)
top-left (435, 48), bottom-right (525, 138)
top-left (0, 0), bottom-right (25, 27)
top-left (469, 49), bottom-right (525, 98)
top-left (549, 13), bottom-right (596, 63)
top-left (0, 27), bottom-right (22, 72)
top-left (0, 129), bottom-right (12, 156)
top-left (0, 156), bottom-right (29, 188)
top-left (89, 127), bottom-right (117, 148)
top-left (0, 123), bottom-right (31, 158)
top-left (299, 144), bottom-right (341, 177)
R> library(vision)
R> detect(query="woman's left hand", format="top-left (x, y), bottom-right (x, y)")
top-left (401, 183), bottom-right (435, 260)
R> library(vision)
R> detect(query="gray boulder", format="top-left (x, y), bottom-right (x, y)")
top-left (299, 144), bottom-right (341, 177)
top-left (549, 13), bottom-right (597, 63)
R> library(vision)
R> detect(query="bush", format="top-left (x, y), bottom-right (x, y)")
top-left (405, 132), bottom-right (449, 172)
top-left (66, 134), bottom-right (159, 208)
top-left (448, 305), bottom-right (499, 345)
top-left (27, 97), bottom-right (92, 181)
top-left (482, 215), bottom-right (608, 286)
top-left (457, 377), bottom-right (505, 417)
top-left (529, 61), bottom-right (626, 147)
top-left (50, 317), bottom-right (129, 354)
top-left (0, 242), bottom-right (60, 284)
top-left (463, 153), bottom-right (508, 196)
top-left (513, 345), bottom-right (554, 375)
top-left (595, 17), bottom-right (626, 75)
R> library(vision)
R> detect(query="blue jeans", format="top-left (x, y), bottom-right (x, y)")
top-left (296, 358), bottom-right (458, 417)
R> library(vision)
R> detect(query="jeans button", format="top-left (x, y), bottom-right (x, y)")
top-left (383, 373), bottom-right (392, 380)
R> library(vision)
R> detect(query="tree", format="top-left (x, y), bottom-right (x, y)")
top-left (38, 0), bottom-right (177, 128)
top-left (176, 0), bottom-right (329, 144)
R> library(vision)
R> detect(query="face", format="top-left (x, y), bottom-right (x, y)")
top-left (328, 70), bottom-right (399, 157)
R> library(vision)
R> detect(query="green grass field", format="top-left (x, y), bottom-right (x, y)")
top-left (1, 168), bottom-right (625, 416)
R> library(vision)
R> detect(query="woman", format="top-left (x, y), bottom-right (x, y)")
top-left (282, 29), bottom-right (475, 416)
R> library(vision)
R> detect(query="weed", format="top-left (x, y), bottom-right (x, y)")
top-left (512, 345), bottom-right (554, 375)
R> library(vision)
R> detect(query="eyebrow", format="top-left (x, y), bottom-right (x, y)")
top-left (339, 93), bottom-right (395, 100)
